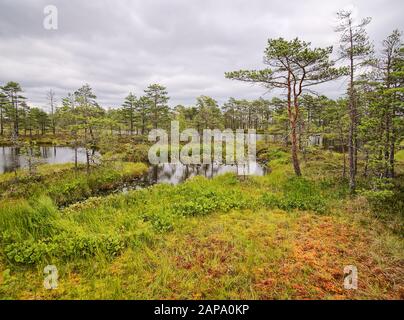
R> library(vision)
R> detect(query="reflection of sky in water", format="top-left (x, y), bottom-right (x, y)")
top-left (0, 146), bottom-right (90, 174)
top-left (1, 145), bottom-right (267, 186)
top-left (148, 162), bottom-right (266, 185)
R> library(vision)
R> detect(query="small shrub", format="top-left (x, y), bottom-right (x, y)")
top-left (261, 177), bottom-right (328, 213)
top-left (261, 192), bottom-right (282, 208)
top-left (123, 144), bottom-right (150, 162)
top-left (4, 233), bottom-right (126, 264)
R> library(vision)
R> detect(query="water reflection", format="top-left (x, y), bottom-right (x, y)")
top-left (147, 162), bottom-right (266, 185)
top-left (1, 145), bottom-right (267, 192)
top-left (0, 146), bottom-right (91, 174)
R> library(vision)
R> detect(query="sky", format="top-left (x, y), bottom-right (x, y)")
top-left (0, 0), bottom-right (403, 111)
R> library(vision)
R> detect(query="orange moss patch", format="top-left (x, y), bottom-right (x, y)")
top-left (253, 214), bottom-right (403, 299)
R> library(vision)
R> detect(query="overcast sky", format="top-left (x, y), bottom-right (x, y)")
top-left (0, 0), bottom-right (403, 110)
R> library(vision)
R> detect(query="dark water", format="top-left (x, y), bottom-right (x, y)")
top-left (116, 162), bottom-right (267, 193)
top-left (0, 146), bottom-right (92, 174)
top-left (0, 145), bottom-right (267, 194)
top-left (147, 162), bottom-right (267, 185)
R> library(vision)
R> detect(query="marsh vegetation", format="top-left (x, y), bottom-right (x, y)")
top-left (0, 8), bottom-right (403, 300)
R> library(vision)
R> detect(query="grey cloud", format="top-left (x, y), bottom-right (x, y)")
top-left (0, 0), bottom-right (403, 109)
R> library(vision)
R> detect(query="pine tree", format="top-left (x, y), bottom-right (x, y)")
top-left (1, 81), bottom-right (26, 137)
top-left (144, 84), bottom-right (169, 129)
top-left (122, 92), bottom-right (137, 135)
top-left (335, 10), bottom-right (373, 192)
top-left (46, 89), bottom-right (57, 135)
top-left (226, 38), bottom-right (345, 176)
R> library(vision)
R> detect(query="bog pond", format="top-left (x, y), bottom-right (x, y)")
top-left (0, 146), bottom-right (267, 186)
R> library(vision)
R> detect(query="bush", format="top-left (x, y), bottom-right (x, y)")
top-left (123, 144), bottom-right (150, 162)
top-left (261, 192), bottom-right (282, 208)
top-left (280, 177), bottom-right (327, 213)
top-left (261, 177), bottom-right (327, 213)
top-left (4, 233), bottom-right (126, 264)
top-left (358, 178), bottom-right (402, 216)
top-left (48, 178), bottom-right (92, 205)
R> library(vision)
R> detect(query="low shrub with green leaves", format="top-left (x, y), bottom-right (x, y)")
top-left (359, 177), bottom-right (403, 217)
top-left (257, 144), bottom-right (290, 165)
top-left (4, 233), bottom-right (125, 264)
top-left (261, 176), bottom-right (328, 213)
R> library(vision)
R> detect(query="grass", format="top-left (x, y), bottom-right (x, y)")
top-left (1, 208), bottom-right (402, 299)
top-left (0, 163), bottom-right (76, 184)
top-left (0, 146), bottom-right (403, 299)
top-left (396, 149), bottom-right (404, 163)
top-left (0, 161), bottom-right (148, 206)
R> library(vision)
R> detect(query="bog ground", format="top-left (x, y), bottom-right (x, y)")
top-left (0, 149), bottom-right (403, 299)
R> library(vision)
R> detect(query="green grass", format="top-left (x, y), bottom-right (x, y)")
top-left (0, 147), bottom-right (403, 299)
top-left (3, 158), bottom-right (326, 266)
top-left (1, 206), bottom-right (402, 299)
top-left (0, 163), bottom-right (76, 184)
top-left (396, 149), bottom-right (404, 163)
top-left (0, 162), bottom-right (148, 206)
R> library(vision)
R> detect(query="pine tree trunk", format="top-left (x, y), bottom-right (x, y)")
top-left (363, 149), bottom-right (369, 177)
top-left (74, 136), bottom-right (78, 170)
top-left (130, 111), bottom-right (134, 135)
top-left (291, 122), bottom-right (302, 176)
top-left (384, 112), bottom-right (391, 177)
top-left (389, 108), bottom-right (396, 178)
top-left (14, 95), bottom-right (19, 137)
top-left (0, 106), bottom-right (3, 135)
top-left (348, 117), bottom-right (355, 192)
top-left (86, 148), bottom-right (90, 174)
top-left (286, 70), bottom-right (301, 177)
top-left (348, 27), bottom-right (356, 193)
top-left (339, 128), bottom-right (346, 179)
